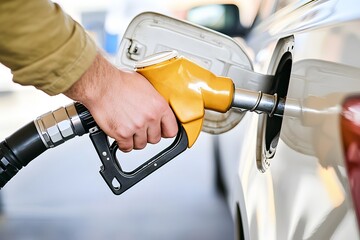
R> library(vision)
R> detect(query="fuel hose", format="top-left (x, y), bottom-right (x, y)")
top-left (0, 102), bottom-right (94, 188)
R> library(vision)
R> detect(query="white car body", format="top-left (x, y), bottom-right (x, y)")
top-left (217, 0), bottom-right (360, 239)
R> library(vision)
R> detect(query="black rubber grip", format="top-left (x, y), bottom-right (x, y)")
top-left (74, 102), bottom-right (96, 133)
top-left (0, 122), bottom-right (47, 188)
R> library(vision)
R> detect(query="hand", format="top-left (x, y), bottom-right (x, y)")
top-left (64, 53), bottom-right (178, 152)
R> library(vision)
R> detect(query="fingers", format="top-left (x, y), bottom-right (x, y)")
top-left (114, 115), bottom-right (160, 152)
top-left (161, 109), bottom-right (178, 138)
top-left (117, 124), bottom-right (164, 152)
top-left (133, 130), bottom-right (147, 150)
top-left (132, 124), bottom-right (162, 150)
top-left (116, 112), bottom-right (176, 152)
top-left (117, 139), bottom-right (133, 153)
top-left (113, 127), bottom-right (134, 153)
top-left (147, 124), bottom-right (162, 144)
top-left (76, 64), bottom-right (179, 153)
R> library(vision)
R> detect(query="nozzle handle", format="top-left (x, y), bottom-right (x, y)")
top-left (89, 123), bottom-right (188, 195)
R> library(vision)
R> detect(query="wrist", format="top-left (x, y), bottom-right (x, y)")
top-left (63, 53), bottom-right (117, 106)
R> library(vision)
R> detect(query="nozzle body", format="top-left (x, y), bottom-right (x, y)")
top-left (135, 51), bottom-right (287, 147)
top-left (135, 51), bottom-right (234, 147)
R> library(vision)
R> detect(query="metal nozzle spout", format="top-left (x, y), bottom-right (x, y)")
top-left (231, 88), bottom-right (286, 117)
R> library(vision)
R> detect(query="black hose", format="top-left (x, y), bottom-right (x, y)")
top-left (74, 102), bottom-right (96, 133)
top-left (0, 122), bottom-right (47, 188)
top-left (0, 102), bottom-right (97, 189)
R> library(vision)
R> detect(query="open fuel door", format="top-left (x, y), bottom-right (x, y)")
top-left (116, 12), bottom-right (263, 134)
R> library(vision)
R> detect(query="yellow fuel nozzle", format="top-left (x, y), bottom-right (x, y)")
top-left (135, 51), bottom-right (234, 147)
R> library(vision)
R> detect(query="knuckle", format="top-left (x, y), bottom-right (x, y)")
top-left (144, 109), bottom-right (158, 123)
top-left (162, 125), bottom-right (178, 138)
top-left (131, 117), bottom-right (147, 131)
top-left (148, 134), bottom-right (161, 144)
top-left (134, 136), bottom-right (147, 149)
top-left (153, 98), bottom-right (168, 113)
top-left (134, 142), bottom-right (147, 150)
top-left (116, 128), bottom-right (132, 140)
top-left (118, 142), bottom-right (133, 152)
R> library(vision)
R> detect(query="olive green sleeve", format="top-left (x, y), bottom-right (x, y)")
top-left (0, 0), bottom-right (97, 95)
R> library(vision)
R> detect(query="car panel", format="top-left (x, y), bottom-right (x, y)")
top-left (114, 1), bottom-right (360, 238)
top-left (215, 0), bottom-right (360, 239)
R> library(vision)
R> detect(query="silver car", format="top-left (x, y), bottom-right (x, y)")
top-left (117, 0), bottom-right (360, 238)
